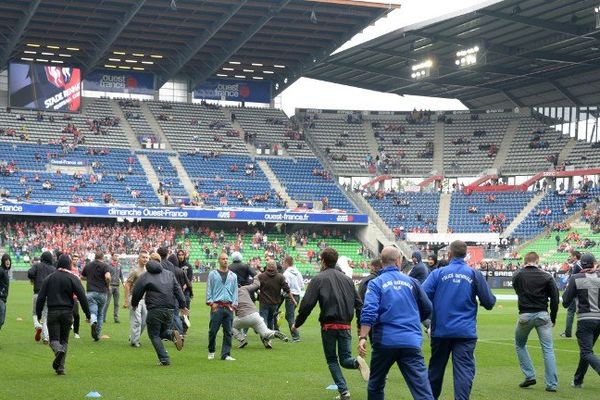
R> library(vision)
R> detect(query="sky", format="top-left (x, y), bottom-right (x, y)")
top-left (275, 0), bottom-right (490, 116)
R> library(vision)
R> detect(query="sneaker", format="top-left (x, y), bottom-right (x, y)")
top-left (91, 322), bottom-right (99, 341)
top-left (52, 350), bottom-right (65, 371)
top-left (208, 352), bottom-right (215, 360)
top-left (158, 360), bottom-right (171, 366)
top-left (292, 337), bottom-right (301, 343)
top-left (560, 332), bottom-right (572, 338)
top-left (238, 340), bottom-right (248, 349)
top-left (172, 330), bottom-right (183, 351)
top-left (43, 340), bottom-right (49, 345)
top-left (519, 379), bottom-right (537, 388)
top-left (335, 391), bottom-right (351, 400)
top-left (55, 369), bottom-right (65, 376)
top-left (114, 319), bottom-right (120, 324)
top-left (74, 333), bottom-right (80, 339)
top-left (223, 355), bottom-right (236, 361)
top-left (545, 388), bottom-right (557, 392)
top-left (571, 381), bottom-right (583, 388)
top-left (273, 331), bottom-right (289, 342)
top-left (356, 355), bottom-right (370, 382)
top-left (34, 327), bottom-right (42, 342)
top-left (131, 342), bottom-right (141, 348)
top-left (262, 337), bottom-right (273, 349)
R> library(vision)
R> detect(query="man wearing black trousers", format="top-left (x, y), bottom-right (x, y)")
top-left (36, 254), bottom-right (90, 375)
top-left (131, 260), bottom-right (188, 366)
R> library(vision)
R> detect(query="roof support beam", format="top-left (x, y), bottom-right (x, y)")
top-left (84, 0), bottom-right (146, 74)
top-left (477, 10), bottom-right (583, 37)
top-left (273, 7), bottom-right (390, 96)
top-left (156, 2), bottom-right (247, 88)
top-left (548, 80), bottom-right (582, 106)
top-left (501, 90), bottom-right (525, 108)
top-left (189, 0), bottom-right (291, 90)
top-left (0, 0), bottom-right (42, 69)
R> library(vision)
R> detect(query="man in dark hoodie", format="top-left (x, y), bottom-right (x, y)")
top-left (177, 250), bottom-right (194, 309)
top-left (36, 254), bottom-right (90, 375)
top-left (28, 251), bottom-right (56, 343)
top-left (258, 260), bottom-right (295, 330)
top-left (131, 260), bottom-right (188, 366)
top-left (427, 254), bottom-right (439, 272)
top-left (0, 254), bottom-right (11, 334)
top-left (229, 252), bottom-right (256, 287)
top-left (409, 251), bottom-right (429, 284)
top-left (157, 247), bottom-right (175, 273)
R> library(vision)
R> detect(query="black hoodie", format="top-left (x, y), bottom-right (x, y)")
top-left (131, 260), bottom-right (186, 311)
top-left (0, 254), bottom-right (11, 303)
top-left (168, 254), bottom-right (193, 297)
top-left (27, 251), bottom-right (56, 294)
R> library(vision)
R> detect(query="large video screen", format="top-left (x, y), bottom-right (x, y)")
top-left (9, 62), bottom-right (81, 112)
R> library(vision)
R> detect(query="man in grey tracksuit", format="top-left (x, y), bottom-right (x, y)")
top-left (232, 281), bottom-right (288, 349)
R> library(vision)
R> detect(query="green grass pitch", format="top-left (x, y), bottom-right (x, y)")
top-left (0, 283), bottom-right (596, 400)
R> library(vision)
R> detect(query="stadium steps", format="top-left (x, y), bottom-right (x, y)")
top-left (222, 108), bottom-right (257, 157)
top-left (502, 191), bottom-right (546, 238)
top-left (108, 99), bottom-right (141, 150)
top-left (362, 120), bottom-right (379, 160)
top-left (432, 122), bottom-right (445, 173)
top-left (140, 102), bottom-right (173, 151)
top-left (557, 137), bottom-right (578, 165)
top-left (168, 155), bottom-right (196, 196)
top-left (136, 154), bottom-right (164, 202)
top-left (436, 192), bottom-right (452, 233)
top-left (256, 160), bottom-right (297, 208)
top-left (492, 118), bottom-right (520, 170)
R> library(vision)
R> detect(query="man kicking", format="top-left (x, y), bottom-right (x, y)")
top-left (233, 280), bottom-right (289, 349)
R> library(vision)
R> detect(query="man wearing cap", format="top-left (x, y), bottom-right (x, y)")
top-left (512, 252), bottom-right (559, 392)
top-left (562, 253), bottom-right (600, 388)
top-left (228, 252), bottom-right (256, 287)
top-left (36, 254), bottom-right (90, 375)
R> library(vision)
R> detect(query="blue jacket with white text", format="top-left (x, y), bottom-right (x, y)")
top-left (422, 258), bottom-right (496, 338)
top-left (360, 266), bottom-right (432, 349)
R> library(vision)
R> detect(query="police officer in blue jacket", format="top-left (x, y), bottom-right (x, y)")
top-left (359, 246), bottom-right (434, 400)
top-left (422, 240), bottom-right (496, 400)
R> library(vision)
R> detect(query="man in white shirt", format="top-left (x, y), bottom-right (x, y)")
top-left (282, 256), bottom-right (304, 342)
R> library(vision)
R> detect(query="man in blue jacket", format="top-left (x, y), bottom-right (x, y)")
top-left (359, 246), bottom-right (434, 400)
top-left (422, 240), bottom-right (496, 400)
top-left (206, 252), bottom-right (238, 361)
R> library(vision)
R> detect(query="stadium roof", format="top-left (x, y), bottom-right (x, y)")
top-left (0, 0), bottom-right (394, 93)
top-left (307, 0), bottom-right (600, 109)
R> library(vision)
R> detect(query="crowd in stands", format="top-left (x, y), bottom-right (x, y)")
top-left (583, 208), bottom-right (600, 233)
top-left (406, 109), bottom-right (432, 124)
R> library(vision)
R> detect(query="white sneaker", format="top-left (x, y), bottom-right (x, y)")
top-left (223, 355), bottom-right (236, 361)
top-left (356, 355), bottom-right (370, 382)
top-left (74, 333), bottom-right (80, 339)
top-left (208, 352), bottom-right (215, 360)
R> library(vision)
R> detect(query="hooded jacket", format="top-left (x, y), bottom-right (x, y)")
top-left (36, 267), bottom-right (91, 320)
top-left (258, 268), bottom-right (291, 305)
top-left (168, 254), bottom-right (193, 297)
top-left (409, 251), bottom-right (429, 284)
top-left (27, 251), bottom-right (56, 294)
top-left (131, 260), bottom-right (186, 311)
top-left (228, 260), bottom-right (256, 286)
top-left (0, 254), bottom-right (11, 303)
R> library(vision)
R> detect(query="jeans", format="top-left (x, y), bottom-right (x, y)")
top-left (47, 309), bottom-right (73, 372)
top-left (32, 293), bottom-right (48, 341)
top-left (208, 306), bottom-right (233, 359)
top-left (321, 329), bottom-right (358, 394)
top-left (0, 299), bottom-right (5, 331)
top-left (103, 286), bottom-right (120, 322)
top-left (172, 307), bottom-right (184, 334)
top-left (232, 312), bottom-right (272, 342)
top-left (285, 295), bottom-right (300, 339)
top-left (368, 346), bottom-right (433, 400)
top-left (129, 297), bottom-right (147, 345)
top-left (146, 307), bottom-right (174, 364)
top-left (429, 338), bottom-right (477, 400)
top-left (564, 301), bottom-right (577, 336)
top-left (259, 303), bottom-right (278, 330)
top-left (514, 312), bottom-right (558, 389)
top-left (87, 292), bottom-right (108, 337)
top-left (573, 319), bottom-right (600, 385)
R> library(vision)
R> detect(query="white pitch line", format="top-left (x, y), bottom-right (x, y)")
top-left (479, 339), bottom-right (580, 354)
